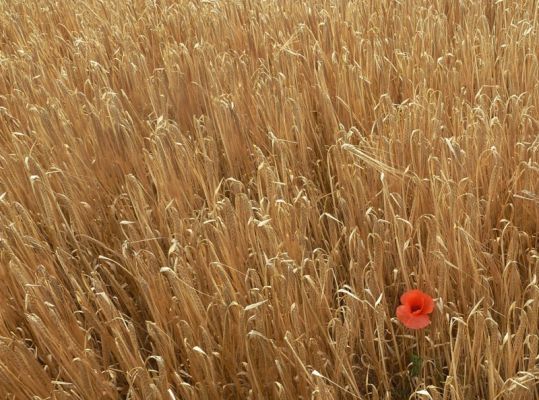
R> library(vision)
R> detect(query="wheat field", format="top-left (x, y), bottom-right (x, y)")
top-left (1, 0), bottom-right (539, 399)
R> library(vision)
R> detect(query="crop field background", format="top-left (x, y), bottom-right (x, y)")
top-left (1, 0), bottom-right (539, 399)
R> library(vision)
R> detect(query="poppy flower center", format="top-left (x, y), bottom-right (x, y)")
top-left (410, 303), bottom-right (422, 313)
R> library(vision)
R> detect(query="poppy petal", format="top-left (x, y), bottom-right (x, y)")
top-left (402, 314), bottom-right (431, 329)
top-left (396, 304), bottom-right (412, 323)
top-left (400, 289), bottom-right (423, 306)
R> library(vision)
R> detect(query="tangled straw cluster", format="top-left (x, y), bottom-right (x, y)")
top-left (1, 0), bottom-right (539, 399)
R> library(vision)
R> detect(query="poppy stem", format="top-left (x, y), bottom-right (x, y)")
top-left (413, 330), bottom-right (426, 378)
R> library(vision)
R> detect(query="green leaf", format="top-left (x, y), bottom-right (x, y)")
top-left (410, 353), bottom-right (423, 377)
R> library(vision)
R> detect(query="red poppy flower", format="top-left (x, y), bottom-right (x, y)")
top-left (396, 289), bottom-right (434, 329)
